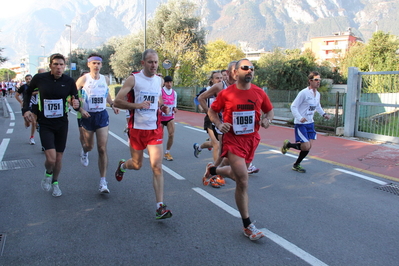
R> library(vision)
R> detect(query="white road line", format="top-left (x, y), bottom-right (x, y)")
top-left (184, 125), bottom-right (207, 133)
top-left (5, 99), bottom-right (15, 121)
top-left (192, 187), bottom-right (241, 218)
top-left (270, 149), bottom-right (308, 160)
top-left (6, 129), bottom-right (13, 134)
top-left (0, 139), bottom-right (11, 168)
top-left (10, 122), bottom-right (15, 127)
top-left (334, 168), bottom-right (388, 185)
top-left (260, 228), bottom-right (329, 266)
top-left (162, 165), bottom-right (185, 180)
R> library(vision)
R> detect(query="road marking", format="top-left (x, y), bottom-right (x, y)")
top-left (10, 122), bottom-right (15, 127)
top-left (260, 228), bottom-right (329, 266)
top-left (184, 125), bottom-right (207, 133)
top-left (6, 129), bottom-right (13, 134)
top-left (334, 168), bottom-right (388, 185)
top-left (270, 149), bottom-right (308, 160)
top-left (192, 187), bottom-right (241, 217)
top-left (5, 99), bottom-right (15, 120)
top-left (162, 166), bottom-right (185, 180)
top-left (0, 139), bottom-right (11, 169)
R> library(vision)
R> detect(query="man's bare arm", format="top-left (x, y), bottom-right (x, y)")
top-left (198, 82), bottom-right (222, 113)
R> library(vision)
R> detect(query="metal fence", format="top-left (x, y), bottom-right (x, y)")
top-left (356, 73), bottom-right (399, 142)
top-left (174, 86), bottom-right (345, 132)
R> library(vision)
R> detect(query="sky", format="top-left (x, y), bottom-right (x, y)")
top-left (2, 0), bottom-right (107, 18)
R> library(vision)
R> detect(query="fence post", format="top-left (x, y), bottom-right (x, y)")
top-left (344, 67), bottom-right (359, 137)
top-left (334, 92), bottom-right (339, 129)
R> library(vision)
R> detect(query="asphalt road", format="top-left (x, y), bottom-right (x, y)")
top-left (1, 98), bottom-right (399, 266)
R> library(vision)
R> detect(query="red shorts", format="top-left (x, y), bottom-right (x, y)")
top-left (128, 127), bottom-right (163, 150)
top-left (221, 132), bottom-right (260, 163)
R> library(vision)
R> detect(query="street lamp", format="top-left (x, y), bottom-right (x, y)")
top-left (65, 24), bottom-right (72, 76)
top-left (144, 0), bottom-right (147, 50)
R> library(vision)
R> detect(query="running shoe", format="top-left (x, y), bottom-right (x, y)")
top-left (193, 143), bottom-right (201, 158)
top-left (243, 223), bottom-right (265, 241)
top-left (52, 182), bottom-right (62, 197)
top-left (209, 176), bottom-right (221, 188)
top-left (202, 162), bottom-right (214, 186)
top-left (156, 204), bottom-right (172, 220)
top-left (164, 152), bottom-right (173, 161)
top-left (213, 175), bottom-right (225, 186)
top-left (281, 139), bottom-right (290, 154)
top-left (292, 164), bottom-right (306, 173)
top-left (29, 137), bottom-right (35, 145)
top-left (99, 180), bottom-right (110, 193)
top-left (80, 150), bottom-right (89, 167)
top-left (115, 159), bottom-right (126, 181)
top-left (247, 163), bottom-right (260, 174)
top-left (41, 171), bottom-right (52, 191)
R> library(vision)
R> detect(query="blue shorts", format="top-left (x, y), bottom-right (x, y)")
top-left (294, 123), bottom-right (317, 143)
top-left (82, 109), bottom-right (109, 132)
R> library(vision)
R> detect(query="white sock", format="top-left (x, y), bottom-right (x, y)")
top-left (100, 177), bottom-right (106, 183)
top-left (157, 202), bottom-right (164, 209)
top-left (165, 150), bottom-right (170, 154)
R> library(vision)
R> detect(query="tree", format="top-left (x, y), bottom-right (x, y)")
top-left (146, 0), bottom-right (206, 86)
top-left (0, 68), bottom-right (16, 81)
top-left (0, 48), bottom-right (8, 66)
top-left (255, 48), bottom-right (317, 90)
top-left (339, 31), bottom-right (399, 92)
top-left (110, 34), bottom-right (144, 82)
top-left (202, 40), bottom-right (245, 74)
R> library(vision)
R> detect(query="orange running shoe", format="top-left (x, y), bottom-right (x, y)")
top-left (202, 162), bottom-right (214, 186)
top-left (214, 175), bottom-right (225, 186)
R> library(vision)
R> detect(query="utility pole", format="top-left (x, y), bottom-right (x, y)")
top-left (65, 24), bottom-right (72, 76)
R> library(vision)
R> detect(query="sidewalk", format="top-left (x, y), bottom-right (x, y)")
top-left (176, 110), bottom-right (399, 182)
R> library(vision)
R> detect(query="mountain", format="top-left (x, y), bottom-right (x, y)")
top-left (1, 0), bottom-right (398, 65)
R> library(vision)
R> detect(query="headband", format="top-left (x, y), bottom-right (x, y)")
top-left (88, 56), bottom-right (103, 62)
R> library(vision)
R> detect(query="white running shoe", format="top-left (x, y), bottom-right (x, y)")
top-left (52, 183), bottom-right (62, 197)
top-left (99, 181), bottom-right (110, 193)
top-left (243, 223), bottom-right (265, 241)
top-left (80, 150), bottom-right (89, 167)
top-left (41, 172), bottom-right (52, 191)
top-left (29, 138), bottom-right (35, 145)
top-left (247, 163), bottom-right (260, 174)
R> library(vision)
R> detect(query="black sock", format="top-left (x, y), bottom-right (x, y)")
top-left (288, 142), bottom-right (301, 150)
top-left (295, 151), bottom-right (309, 165)
top-left (243, 217), bottom-right (251, 228)
top-left (209, 167), bottom-right (217, 176)
top-left (46, 170), bottom-right (53, 175)
top-left (51, 177), bottom-right (57, 184)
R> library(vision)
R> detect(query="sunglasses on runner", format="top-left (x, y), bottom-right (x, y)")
top-left (310, 78), bottom-right (321, 81)
top-left (240, 65), bottom-right (254, 71)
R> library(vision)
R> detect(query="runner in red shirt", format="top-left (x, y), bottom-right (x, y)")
top-left (207, 59), bottom-right (274, 240)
